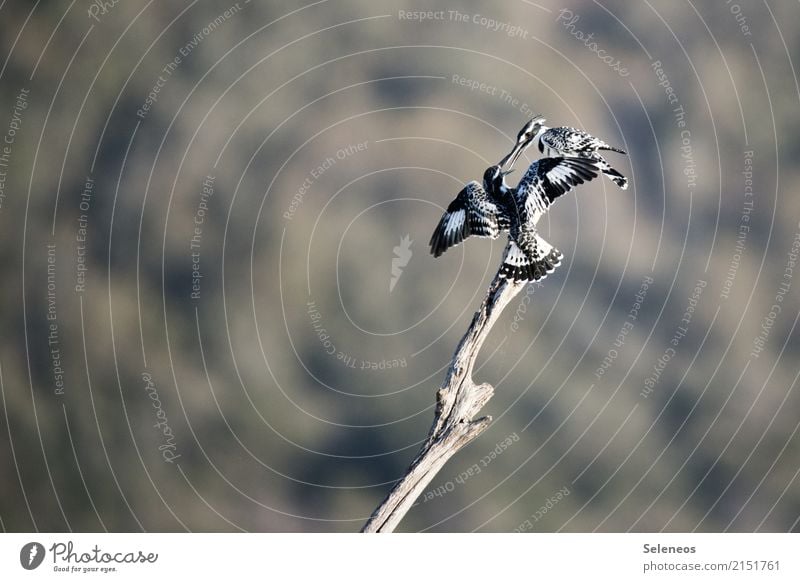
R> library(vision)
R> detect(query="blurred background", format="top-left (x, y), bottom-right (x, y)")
top-left (1, 0), bottom-right (799, 532)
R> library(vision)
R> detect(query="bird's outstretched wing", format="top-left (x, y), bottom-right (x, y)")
top-left (429, 181), bottom-right (508, 257)
top-left (499, 237), bottom-right (563, 282)
top-left (541, 127), bottom-right (626, 155)
top-left (513, 156), bottom-right (602, 214)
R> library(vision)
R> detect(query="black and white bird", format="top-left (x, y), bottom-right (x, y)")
top-left (429, 165), bottom-right (510, 259)
top-left (513, 115), bottom-right (628, 190)
top-left (429, 133), bottom-right (603, 282)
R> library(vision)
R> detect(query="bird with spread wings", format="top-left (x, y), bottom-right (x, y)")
top-left (429, 120), bottom-right (611, 282)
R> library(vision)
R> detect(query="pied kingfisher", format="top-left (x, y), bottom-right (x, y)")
top-left (513, 115), bottom-right (628, 189)
top-left (429, 130), bottom-right (603, 282)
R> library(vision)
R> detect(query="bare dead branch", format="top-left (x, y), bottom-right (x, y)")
top-left (361, 267), bottom-right (526, 532)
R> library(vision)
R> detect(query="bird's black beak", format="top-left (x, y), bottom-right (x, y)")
top-left (498, 116), bottom-right (543, 170)
top-left (498, 131), bottom-right (534, 170)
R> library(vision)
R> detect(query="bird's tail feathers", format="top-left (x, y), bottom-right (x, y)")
top-left (598, 145), bottom-right (627, 155)
top-left (499, 241), bottom-right (563, 283)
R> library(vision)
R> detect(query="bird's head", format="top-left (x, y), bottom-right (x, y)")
top-left (517, 115), bottom-right (546, 144)
top-left (517, 115), bottom-right (547, 147)
top-left (483, 165), bottom-right (513, 194)
top-left (499, 115), bottom-right (546, 170)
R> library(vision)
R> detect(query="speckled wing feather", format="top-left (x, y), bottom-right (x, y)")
top-left (539, 127), bottom-right (628, 189)
top-left (540, 126), bottom-right (626, 155)
top-left (429, 181), bottom-right (509, 257)
top-left (514, 156), bottom-right (602, 213)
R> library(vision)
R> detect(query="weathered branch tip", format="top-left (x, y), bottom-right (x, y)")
top-left (361, 269), bottom-right (526, 533)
